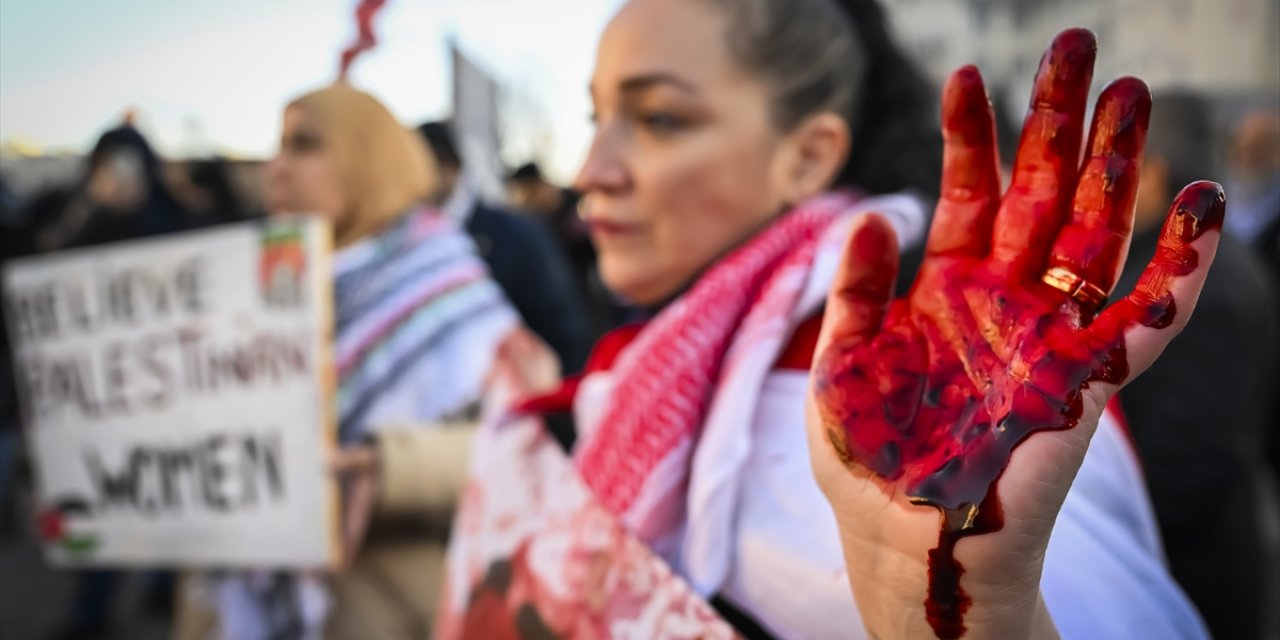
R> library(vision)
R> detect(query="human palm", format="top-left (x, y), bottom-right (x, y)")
top-left (806, 29), bottom-right (1224, 639)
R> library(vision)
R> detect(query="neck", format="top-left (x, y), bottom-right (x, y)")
top-left (628, 204), bottom-right (794, 314)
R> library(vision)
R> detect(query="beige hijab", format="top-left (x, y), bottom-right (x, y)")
top-left (288, 85), bottom-right (437, 247)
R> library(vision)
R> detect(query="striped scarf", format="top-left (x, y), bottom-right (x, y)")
top-left (216, 207), bottom-right (517, 640)
top-left (333, 206), bottom-right (517, 440)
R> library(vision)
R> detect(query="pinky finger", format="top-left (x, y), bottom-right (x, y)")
top-left (1087, 181), bottom-right (1225, 384)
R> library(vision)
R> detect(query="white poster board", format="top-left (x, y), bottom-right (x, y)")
top-left (2, 218), bottom-right (338, 568)
top-left (452, 42), bottom-right (505, 202)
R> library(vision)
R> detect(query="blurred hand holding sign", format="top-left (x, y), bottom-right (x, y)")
top-left (2, 220), bottom-right (338, 568)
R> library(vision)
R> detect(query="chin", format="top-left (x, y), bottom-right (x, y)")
top-left (601, 267), bottom-right (682, 308)
top-left (265, 198), bottom-right (291, 216)
top-left (598, 263), bottom-right (651, 307)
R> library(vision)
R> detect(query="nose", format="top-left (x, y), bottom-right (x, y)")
top-left (263, 156), bottom-right (289, 211)
top-left (265, 154), bottom-right (285, 183)
top-left (573, 126), bottom-right (630, 196)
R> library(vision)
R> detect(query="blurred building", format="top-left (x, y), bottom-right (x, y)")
top-left (886, 0), bottom-right (1280, 125)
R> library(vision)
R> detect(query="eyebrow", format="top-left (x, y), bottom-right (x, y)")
top-left (618, 72), bottom-right (699, 96)
top-left (284, 130), bottom-right (323, 147)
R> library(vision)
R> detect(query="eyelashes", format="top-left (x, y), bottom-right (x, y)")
top-left (586, 105), bottom-right (696, 139)
top-left (638, 111), bottom-right (687, 136)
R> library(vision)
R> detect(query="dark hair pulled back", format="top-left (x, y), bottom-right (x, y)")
top-left (704, 0), bottom-right (942, 198)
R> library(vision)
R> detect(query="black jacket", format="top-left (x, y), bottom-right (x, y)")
top-left (1111, 226), bottom-right (1280, 640)
top-left (465, 203), bottom-right (590, 374)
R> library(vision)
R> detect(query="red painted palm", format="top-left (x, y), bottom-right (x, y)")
top-left (806, 29), bottom-right (1224, 639)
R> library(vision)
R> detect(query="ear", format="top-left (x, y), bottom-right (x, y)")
top-left (772, 112), bottom-right (851, 205)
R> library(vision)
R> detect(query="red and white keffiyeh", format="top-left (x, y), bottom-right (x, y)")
top-left (573, 192), bottom-right (857, 550)
top-left (434, 192), bottom-right (926, 638)
top-left (440, 191), bottom-right (1205, 639)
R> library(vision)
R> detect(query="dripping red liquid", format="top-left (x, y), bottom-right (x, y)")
top-left (814, 128), bottom-right (1222, 639)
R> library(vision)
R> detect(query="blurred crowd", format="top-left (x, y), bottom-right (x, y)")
top-left (1, 2), bottom-right (1279, 639)
top-left (0, 115), bottom-right (626, 639)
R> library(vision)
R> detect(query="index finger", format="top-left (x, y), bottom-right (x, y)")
top-left (926, 65), bottom-right (1001, 259)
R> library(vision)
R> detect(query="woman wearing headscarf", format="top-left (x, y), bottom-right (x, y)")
top-left (176, 85), bottom-right (519, 640)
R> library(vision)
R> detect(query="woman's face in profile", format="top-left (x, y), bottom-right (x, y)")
top-left (575, 0), bottom-right (792, 306)
top-left (266, 106), bottom-right (347, 224)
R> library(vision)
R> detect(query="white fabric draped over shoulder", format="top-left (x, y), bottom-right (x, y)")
top-left (574, 201), bottom-right (1208, 639)
top-left (726, 370), bottom-right (1208, 640)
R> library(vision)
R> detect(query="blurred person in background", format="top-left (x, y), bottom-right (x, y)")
top-left (435, 1), bottom-right (1209, 638)
top-left (418, 121), bottom-right (591, 373)
top-left (175, 85), bottom-right (520, 640)
top-left (1226, 110), bottom-right (1280, 272)
top-left (506, 160), bottom-right (634, 339)
top-left (0, 175), bottom-right (19, 222)
top-left (44, 126), bottom-right (189, 251)
top-left (3, 182), bottom-right (58, 546)
top-left (173, 157), bottom-right (255, 228)
top-left (504, 161), bottom-right (594, 281)
top-left (16, 184), bottom-right (76, 254)
top-left (1114, 90), bottom-right (1280, 640)
top-left (1224, 110), bottom-right (1280, 491)
top-left (0, 175), bottom-right (24, 540)
top-left (40, 124), bottom-right (191, 640)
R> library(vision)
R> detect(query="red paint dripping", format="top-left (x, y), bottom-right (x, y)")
top-left (814, 168), bottom-right (1223, 636)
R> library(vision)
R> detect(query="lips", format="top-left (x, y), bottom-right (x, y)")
top-left (584, 217), bottom-right (644, 237)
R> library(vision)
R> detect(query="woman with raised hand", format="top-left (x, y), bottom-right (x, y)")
top-left (436, 0), bottom-right (1213, 638)
top-left (437, 1), bottom-right (1208, 640)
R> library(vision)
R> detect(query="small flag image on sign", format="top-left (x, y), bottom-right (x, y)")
top-left (259, 223), bottom-right (308, 309)
top-left (2, 218), bottom-right (338, 569)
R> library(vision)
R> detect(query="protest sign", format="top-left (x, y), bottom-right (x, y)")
top-left (2, 218), bottom-right (338, 568)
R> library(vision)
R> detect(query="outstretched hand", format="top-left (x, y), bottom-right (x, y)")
top-left (805, 29), bottom-right (1224, 639)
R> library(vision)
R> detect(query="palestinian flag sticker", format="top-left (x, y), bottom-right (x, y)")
top-left (37, 497), bottom-right (99, 558)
